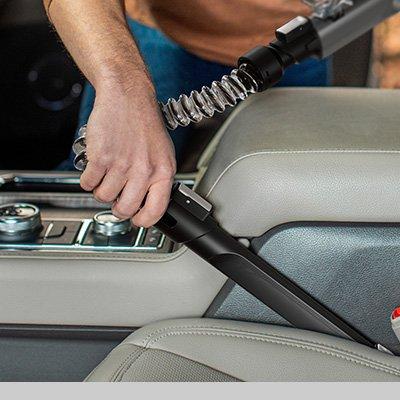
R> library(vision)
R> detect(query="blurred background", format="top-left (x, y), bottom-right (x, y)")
top-left (0, 0), bottom-right (83, 170)
top-left (374, 13), bottom-right (400, 88)
top-left (0, 0), bottom-right (399, 171)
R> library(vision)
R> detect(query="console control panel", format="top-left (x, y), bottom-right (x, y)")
top-left (0, 204), bottom-right (173, 253)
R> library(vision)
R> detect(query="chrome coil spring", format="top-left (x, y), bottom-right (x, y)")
top-left (160, 65), bottom-right (259, 130)
top-left (73, 125), bottom-right (87, 171)
top-left (72, 65), bottom-right (259, 171)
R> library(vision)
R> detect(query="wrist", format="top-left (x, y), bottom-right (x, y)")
top-left (94, 61), bottom-right (155, 98)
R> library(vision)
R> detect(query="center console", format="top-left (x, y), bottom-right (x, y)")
top-left (0, 170), bottom-right (225, 330)
top-left (0, 204), bottom-right (171, 253)
top-left (0, 172), bottom-right (189, 254)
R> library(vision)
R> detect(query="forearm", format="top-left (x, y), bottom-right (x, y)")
top-left (44, 0), bottom-right (152, 93)
top-left (44, 0), bottom-right (175, 228)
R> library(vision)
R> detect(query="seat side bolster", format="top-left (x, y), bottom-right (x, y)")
top-left (87, 318), bottom-right (400, 382)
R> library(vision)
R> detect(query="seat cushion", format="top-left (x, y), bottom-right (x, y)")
top-left (86, 318), bottom-right (400, 382)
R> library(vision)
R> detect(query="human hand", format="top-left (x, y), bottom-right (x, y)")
top-left (80, 79), bottom-right (176, 227)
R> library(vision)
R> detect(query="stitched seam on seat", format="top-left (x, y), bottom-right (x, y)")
top-left (141, 324), bottom-right (372, 358)
top-left (144, 330), bottom-right (400, 378)
top-left (204, 150), bottom-right (400, 198)
top-left (84, 345), bottom-right (137, 382)
top-left (115, 349), bottom-right (150, 382)
top-left (151, 331), bottom-right (400, 377)
top-left (139, 325), bottom-right (234, 347)
top-left (85, 344), bottom-right (142, 382)
top-left (110, 346), bottom-right (145, 382)
top-left (137, 324), bottom-right (396, 369)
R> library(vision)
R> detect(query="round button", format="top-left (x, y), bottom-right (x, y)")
top-left (0, 203), bottom-right (42, 239)
top-left (93, 211), bottom-right (132, 237)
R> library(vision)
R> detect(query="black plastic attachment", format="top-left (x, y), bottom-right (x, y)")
top-left (155, 184), bottom-right (376, 349)
top-left (238, 16), bottom-right (321, 91)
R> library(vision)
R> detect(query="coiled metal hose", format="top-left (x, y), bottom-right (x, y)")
top-left (73, 65), bottom-right (259, 171)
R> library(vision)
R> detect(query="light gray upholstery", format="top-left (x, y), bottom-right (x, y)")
top-left (86, 318), bottom-right (400, 382)
top-left (0, 247), bottom-right (226, 327)
top-left (87, 344), bottom-right (239, 382)
top-left (211, 224), bottom-right (400, 354)
top-left (196, 88), bottom-right (400, 237)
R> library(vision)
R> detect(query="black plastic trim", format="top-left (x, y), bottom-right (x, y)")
top-left (0, 324), bottom-right (134, 341)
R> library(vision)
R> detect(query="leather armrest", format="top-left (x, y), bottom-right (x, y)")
top-left (197, 88), bottom-right (400, 237)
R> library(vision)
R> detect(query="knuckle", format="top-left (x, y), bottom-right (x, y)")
top-left (93, 189), bottom-right (114, 203)
top-left (150, 201), bottom-right (166, 216)
top-left (80, 176), bottom-right (94, 191)
top-left (108, 156), bottom-right (128, 171)
top-left (156, 161), bottom-right (176, 178)
top-left (142, 163), bottom-right (155, 178)
top-left (133, 209), bottom-right (162, 228)
top-left (93, 158), bottom-right (109, 170)
top-left (88, 152), bottom-right (111, 168)
top-left (113, 203), bottom-right (137, 218)
top-left (132, 215), bottom-right (150, 228)
top-left (111, 161), bottom-right (130, 174)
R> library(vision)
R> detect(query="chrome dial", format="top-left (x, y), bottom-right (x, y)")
top-left (93, 211), bottom-right (132, 237)
top-left (0, 203), bottom-right (42, 238)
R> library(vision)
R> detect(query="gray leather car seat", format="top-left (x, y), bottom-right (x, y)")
top-left (86, 318), bottom-right (400, 382)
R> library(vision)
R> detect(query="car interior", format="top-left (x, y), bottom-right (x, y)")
top-left (1, 0), bottom-right (400, 382)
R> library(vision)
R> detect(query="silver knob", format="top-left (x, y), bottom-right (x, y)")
top-left (0, 203), bottom-right (42, 238)
top-left (93, 211), bottom-right (132, 237)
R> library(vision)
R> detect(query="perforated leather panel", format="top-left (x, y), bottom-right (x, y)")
top-left (118, 348), bottom-right (239, 382)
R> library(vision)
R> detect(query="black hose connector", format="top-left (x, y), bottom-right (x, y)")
top-left (152, 15), bottom-right (323, 131)
top-left (238, 16), bottom-right (322, 91)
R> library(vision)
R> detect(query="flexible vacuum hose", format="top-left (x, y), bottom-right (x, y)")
top-left (73, 65), bottom-right (260, 170)
top-left (160, 66), bottom-right (259, 130)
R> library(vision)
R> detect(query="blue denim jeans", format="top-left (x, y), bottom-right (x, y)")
top-left (60, 18), bottom-right (332, 170)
